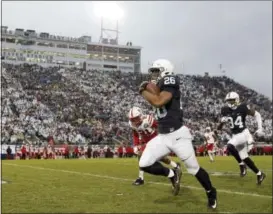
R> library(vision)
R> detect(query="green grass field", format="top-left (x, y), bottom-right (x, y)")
top-left (1, 156), bottom-right (272, 213)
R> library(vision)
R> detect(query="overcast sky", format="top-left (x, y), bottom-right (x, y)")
top-left (2, 1), bottom-right (272, 99)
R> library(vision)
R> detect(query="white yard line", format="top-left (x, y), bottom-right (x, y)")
top-left (115, 162), bottom-right (273, 173)
top-left (3, 163), bottom-right (272, 199)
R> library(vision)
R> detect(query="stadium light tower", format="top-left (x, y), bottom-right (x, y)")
top-left (93, 2), bottom-right (124, 45)
top-left (219, 64), bottom-right (226, 76)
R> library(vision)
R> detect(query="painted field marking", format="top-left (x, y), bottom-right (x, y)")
top-left (3, 163), bottom-right (272, 199)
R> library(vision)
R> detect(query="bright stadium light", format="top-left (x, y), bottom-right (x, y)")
top-left (93, 1), bottom-right (124, 21)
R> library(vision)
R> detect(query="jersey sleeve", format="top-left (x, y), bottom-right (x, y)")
top-left (243, 103), bottom-right (253, 115)
top-left (132, 130), bottom-right (140, 146)
top-left (219, 107), bottom-right (229, 124)
top-left (159, 75), bottom-right (179, 96)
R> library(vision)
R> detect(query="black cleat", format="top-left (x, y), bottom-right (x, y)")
top-left (206, 187), bottom-right (217, 209)
top-left (169, 164), bottom-right (182, 196)
top-left (257, 172), bottom-right (266, 185)
top-left (239, 164), bottom-right (247, 177)
top-left (132, 177), bottom-right (144, 186)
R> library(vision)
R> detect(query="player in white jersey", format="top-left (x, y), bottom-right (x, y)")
top-left (204, 127), bottom-right (218, 162)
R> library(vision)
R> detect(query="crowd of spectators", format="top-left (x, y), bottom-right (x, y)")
top-left (4, 142), bottom-right (271, 161)
top-left (1, 63), bottom-right (272, 149)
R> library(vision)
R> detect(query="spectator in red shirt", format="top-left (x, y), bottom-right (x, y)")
top-left (21, 145), bottom-right (27, 160)
top-left (73, 146), bottom-right (79, 158)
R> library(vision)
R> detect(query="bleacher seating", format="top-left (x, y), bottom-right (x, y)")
top-left (1, 63), bottom-right (272, 146)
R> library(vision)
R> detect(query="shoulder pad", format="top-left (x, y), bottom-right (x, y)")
top-left (240, 103), bottom-right (250, 110)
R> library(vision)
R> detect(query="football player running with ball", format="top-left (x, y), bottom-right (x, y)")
top-left (128, 106), bottom-right (180, 186)
top-left (217, 92), bottom-right (266, 184)
top-left (138, 59), bottom-right (217, 209)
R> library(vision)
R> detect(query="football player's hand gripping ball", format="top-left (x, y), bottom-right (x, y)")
top-left (139, 81), bottom-right (149, 94)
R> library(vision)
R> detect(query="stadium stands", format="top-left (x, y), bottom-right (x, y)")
top-left (1, 63), bottom-right (272, 147)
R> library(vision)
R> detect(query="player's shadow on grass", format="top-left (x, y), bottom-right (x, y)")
top-left (153, 187), bottom-right (198, 205)
top-left (215, 175), bottom-right (253, 187)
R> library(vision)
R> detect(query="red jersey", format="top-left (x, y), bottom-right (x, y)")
top-left (21, 146), bottom-right (27, 154)
top-left (129, 115), bottom-right (158, 146)
top-left (204, 131), bottom-right (217, 151)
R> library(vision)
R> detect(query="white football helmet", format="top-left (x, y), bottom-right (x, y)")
top-left (148, 59), bottom-right (174, 81)
top-left (128, 107), bottom-right (143, 126)
top-left (225, 92), bottom-right (240, 109)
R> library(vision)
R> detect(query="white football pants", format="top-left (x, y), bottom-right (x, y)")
top-left (139, 126), bottom-right (200, 175)
top-left (227, 128), bottom-right (254, 160)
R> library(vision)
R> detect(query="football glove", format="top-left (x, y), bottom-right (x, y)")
top-left (139, 81), bottom-right (149, 94)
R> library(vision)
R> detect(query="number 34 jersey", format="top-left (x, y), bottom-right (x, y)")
top-left (220, 103), bottom-right (250, 135)
top-left (155, 75), bottom-right (183, 134)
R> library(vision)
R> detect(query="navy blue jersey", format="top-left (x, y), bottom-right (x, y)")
top-left (221, 103), bottom-right (250, 134)
top-left (155, 75), bottom-right (183, 134)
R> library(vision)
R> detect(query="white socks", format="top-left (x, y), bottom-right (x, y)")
top-left (139, 170), bottom-right (144, 180)
top-left (170, 161), bottom-right (178, 168)
top-left (168, 169), bottom-right (175, 178)
top-left (208, 152), bottom-right (214, 161)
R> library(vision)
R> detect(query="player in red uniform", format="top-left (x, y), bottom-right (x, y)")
top-left (129, 106), bottom-right (180, 185)
top-left (203, 127), bottom-right (218, 162)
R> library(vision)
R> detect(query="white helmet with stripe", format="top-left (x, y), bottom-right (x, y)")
top-left (128, 107), bottom-right (143, 126)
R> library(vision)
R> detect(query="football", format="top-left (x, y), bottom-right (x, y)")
top-left (146, 82), bottom-right (160, 95)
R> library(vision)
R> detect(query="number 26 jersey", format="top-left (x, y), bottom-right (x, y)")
top-left (154, 75), bottom-right (183, 134)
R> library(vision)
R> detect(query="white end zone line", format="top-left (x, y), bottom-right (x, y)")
top-left (3, 163), bottom-right (272, 199)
